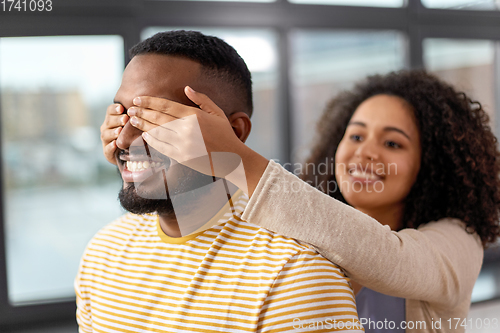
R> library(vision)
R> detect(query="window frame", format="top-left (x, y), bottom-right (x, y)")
top-left (0, 0), bottom-right (499, 327)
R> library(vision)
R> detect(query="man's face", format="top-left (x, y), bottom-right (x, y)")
top-left (113, 54), bottom-right (214, 215)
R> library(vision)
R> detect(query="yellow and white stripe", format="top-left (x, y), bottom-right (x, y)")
top-left (75, 196), bottom-right (362, 332)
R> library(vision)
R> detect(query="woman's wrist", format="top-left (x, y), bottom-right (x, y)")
top-left (234, 142), bottom-right (269, 198)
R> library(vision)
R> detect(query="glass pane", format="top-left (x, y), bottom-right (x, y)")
top-left (289, 0), bottom-right (404, 6)
top-left (142, 27), bottom-right (282, 161)
top-left (0, 36), bottom-right (125, 304)
top-left (468, 300), bottom-right (500, 332)
top-left (290, 30), bottom-right (406, 163)
top-left (424, 39), bottom-right (496, 129)
top-left (471, 264), bottom-right (500, 302)
top-left (422, 0), bottom-right (500, 10)
top-left (424, 38), bottom-right (500, 303)
top-left (162, 0), bottom-right (274, 2)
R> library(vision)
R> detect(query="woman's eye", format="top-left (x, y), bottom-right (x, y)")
top-left (350, 135), bottom-right (362, 141)
top-left (386, 141), bottom-right (401, 149)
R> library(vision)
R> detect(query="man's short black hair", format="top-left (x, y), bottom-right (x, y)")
top-left (129, 30), bottom-right (253, 117)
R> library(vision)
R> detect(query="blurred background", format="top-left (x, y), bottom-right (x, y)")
top-left (0, 0), bottom-right (499, 331)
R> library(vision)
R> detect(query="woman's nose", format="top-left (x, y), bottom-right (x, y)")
top-left (355, 140), bottom-right (379, 161)
top-left (116, 121), bottom-right (144, 150)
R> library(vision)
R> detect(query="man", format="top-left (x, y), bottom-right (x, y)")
top-left (79, 30), bottom-right (361, 332)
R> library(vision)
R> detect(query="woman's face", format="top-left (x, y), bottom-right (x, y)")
top-left (335, 94), bottom-right (422, 212)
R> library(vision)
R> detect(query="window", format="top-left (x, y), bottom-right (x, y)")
top-left (142, 27), bottom-right (283, 161)
top-left (422, 0), bottom-right (500, 10)
top-left (0, 35), bottom-right (124, 305)
top-left (424, 39), bottom-right (497, 130)
top-left (424, 38), bottom-right (500, 302)
top-left (290, 30), bottom-right (406, 162)
top-left (289, 0), bottom-right (404, 6)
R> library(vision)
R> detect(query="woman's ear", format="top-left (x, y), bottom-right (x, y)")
top-left (228, 112), bottom-right (252, 143)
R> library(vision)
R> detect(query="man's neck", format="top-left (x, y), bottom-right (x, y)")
top-left (159, 214), bottom-right (182, 237)
top-left (158, 185), bottom-right (234, 238)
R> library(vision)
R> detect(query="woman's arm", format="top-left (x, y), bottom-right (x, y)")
top-left (242, 160), bottom-right (483, 307)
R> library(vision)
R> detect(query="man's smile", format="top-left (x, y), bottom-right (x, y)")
top-left (117, 146), bottom-right (171, 184)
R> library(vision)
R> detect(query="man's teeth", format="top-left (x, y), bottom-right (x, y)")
top-left (126, 161), bottom-right (162, 172)
top-left (349, 170), bottom-right (382, 180)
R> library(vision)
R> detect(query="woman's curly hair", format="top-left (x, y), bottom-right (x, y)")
top-left (301, 70), bottom-right (500, 247)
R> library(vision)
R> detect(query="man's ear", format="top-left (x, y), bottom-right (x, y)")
top-left (228, 112), bottom-right (251, 143)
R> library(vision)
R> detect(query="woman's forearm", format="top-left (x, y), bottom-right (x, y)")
top-left (237, 144), bottom-right (269, 198)
top-left (241, 160), bottom-right (483, 306)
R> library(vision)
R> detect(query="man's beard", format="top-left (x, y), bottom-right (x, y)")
top-left (118, 183), bottom-right (176, 215)
top-left (118, 168), bottom-right (215, 216)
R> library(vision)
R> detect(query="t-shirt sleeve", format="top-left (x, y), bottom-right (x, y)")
top-left (257, 249), bottom-right (363, 332)
top-left (75, 254), bottom-right (93, 332)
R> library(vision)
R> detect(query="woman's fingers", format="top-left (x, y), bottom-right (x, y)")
top-left (101, 104), bottom-right (128, 140)
top-left (128, 113), bottom-right (179, 133)
top-left (132, 94), bottom-right (199, 120)
top-left (101, 127), bottom-right (122, 144)
top-left (143, 126), bottom-right (212, 176)
top-left (132, 116), bottom-right (191, 151)
top-left (103, 140), bottom-right (118, 165)
top-left (102, 114), bottom-right (128, 133)
top-left (142, 131), bottom-right (176, 158)
top-left (138, 115), bottom-right (209, 164)
top-left (105, 103), bottom-right (124, 116)
top-left (132, 95), bottom-right (195, 118)
top-left (128, 106), bottom-right (179, 126)
top-left (133, 96), bottom-right (171, 111)
top-left (130, 88), bottom-right (226, 126)
top-left (101, 126), bottom-right (122, 165)
top-left (184, 86), bottom-right (226, 117)
top-left (101, 103), bottom-right (128, 165)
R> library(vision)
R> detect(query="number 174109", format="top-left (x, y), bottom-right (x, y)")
top-left (1, 0), bottom-right (52, 12)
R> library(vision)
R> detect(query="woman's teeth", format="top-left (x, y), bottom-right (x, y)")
top-left (126, 161), bottom-right (162, 172)
top-left (349, 169), bottom-right (382, 180)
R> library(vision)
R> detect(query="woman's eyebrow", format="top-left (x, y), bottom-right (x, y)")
top-left (348, 121), bottom-right (411, 140)
top-left (384, 127), bottom-right (411, 140)
top-left (348, 121), bottom-right (366, 127)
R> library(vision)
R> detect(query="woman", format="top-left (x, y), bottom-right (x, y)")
top-left (101, 70), bottom-right (500, 332)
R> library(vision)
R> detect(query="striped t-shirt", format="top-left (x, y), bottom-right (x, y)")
top-left (75, 196), bottom-right (362, 332)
